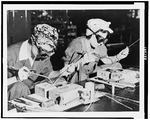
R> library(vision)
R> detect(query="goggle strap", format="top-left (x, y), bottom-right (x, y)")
top-left (87, 26), bottom-right (106, 36)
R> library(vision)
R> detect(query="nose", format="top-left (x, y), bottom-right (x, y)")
top-left (97, 31), bottom-right (108, 38)
top-left (101, 33), bottom-right (107, 38)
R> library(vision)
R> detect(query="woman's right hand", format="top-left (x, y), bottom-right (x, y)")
top-left (18, 66), bottom-right (30, 81)
top-left (82, 51), bottom-right (100, 65)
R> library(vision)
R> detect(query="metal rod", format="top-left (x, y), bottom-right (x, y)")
top-left (100, 91), bottom-right (139, 104)
top-left (128, 39), bottom-right (139, 48)
top-left (111, 94), bottom-right (139, 104)
top-left (30, 72), bottom-right (49, 79)
top-left (53, 52), bottom-right (86, 84)
top-left (104, 94), bottom-right (133, 110)
top-left (8, 66), bottom-right (49, 79)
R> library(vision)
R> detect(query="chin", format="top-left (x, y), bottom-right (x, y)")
top-left (46, 51), bottom-right (55, 57)
top-left (91, 43), bottom-right (99, 48)
top-left (49, 52), bottom-right (55, 56)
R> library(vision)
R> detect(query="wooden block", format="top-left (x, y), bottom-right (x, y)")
top-left (56, 84), bottom-right (83, 106)
top-left (35, 82), bottom-right (56, 99)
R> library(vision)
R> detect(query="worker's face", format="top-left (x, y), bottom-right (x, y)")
top-left (97, 30), bottom-right (108, 39)
top-left (90, 30), bottom-right (108, 48)
top-left (36, 37), bottom-right (56, 56)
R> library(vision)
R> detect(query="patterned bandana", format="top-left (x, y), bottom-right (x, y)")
top-left (33, 24), bottom-right (59, 48)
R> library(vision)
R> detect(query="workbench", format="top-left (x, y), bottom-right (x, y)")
top-left (8, 80), bottom-right (139, 112)
top-left (66, 80), bottom-right (139, 111)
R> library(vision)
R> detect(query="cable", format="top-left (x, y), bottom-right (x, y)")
top-left (104, 94), bottom-right (133, 110)
top-left (100, 91), bottom-right (139, 105)
top-left (83, 102), bottom-right (93, 112)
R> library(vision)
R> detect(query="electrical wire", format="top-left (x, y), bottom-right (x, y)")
top-left (104, 94), bottom-right (133, 110)
top-left (100, 91), bottom-right (139, 104)
top-left (83, 102), bottom-right (93, 112)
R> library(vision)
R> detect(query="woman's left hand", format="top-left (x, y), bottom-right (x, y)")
top-left (117, 46), bottom-right (129, 60)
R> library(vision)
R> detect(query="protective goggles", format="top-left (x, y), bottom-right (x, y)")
top-left (86, 26), bottom-right (109, 43)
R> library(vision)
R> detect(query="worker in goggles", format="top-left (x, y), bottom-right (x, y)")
top-left (62, 18), bottom-right (129, 83)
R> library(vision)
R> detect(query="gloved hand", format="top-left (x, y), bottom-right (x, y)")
top-left (60, 63), bottom-right (76, 77)
top-left (59, 61), bottom-right (81, 78)
top-left (117, 47), bottom-right (129, 61)
top-left (82, 51), bottom-right (100, 65)
top-left (67, 64), bottom-right (76, 73)
top-left (54, 77), bottom-right (67, 85)
top-left (18, 66), bottom-right (30, 81)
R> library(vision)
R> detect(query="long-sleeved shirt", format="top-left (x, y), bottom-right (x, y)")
top-left (64, 36), bottom-right (108, 65)
top-left (7, 40), bottom-right (53, 82)
top-left (63, 36), bottom-right (108, 82)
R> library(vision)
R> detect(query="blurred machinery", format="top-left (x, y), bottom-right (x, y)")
top-left (31, 10), bottom-right (77, 48)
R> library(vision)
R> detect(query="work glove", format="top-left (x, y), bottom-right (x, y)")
top-left (117, 47), bottom-right (129, 61)
top-left (82, 51), bottom-right (100, 65)
top-left (60, 63), bottom-right (77, 77)
top-left (54, 77), bottom-right (67, 85)
top-left (18, 66), bottom-right (30, 81)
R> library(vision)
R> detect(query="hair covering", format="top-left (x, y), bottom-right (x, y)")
top-left (33, 24), bottom-right (59, 47)
top-left (86, 19), bottom-right (113, 36)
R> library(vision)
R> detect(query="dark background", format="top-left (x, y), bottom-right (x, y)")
top-left (7, 10), bottom-right (140, 70)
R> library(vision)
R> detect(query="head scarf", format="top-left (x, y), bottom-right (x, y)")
top-left (86, 18), bottom-right (113, 36)
top-left (33, 24), bottom-right (59, 49)
top-left (30, 24), bottom-right (59, 58)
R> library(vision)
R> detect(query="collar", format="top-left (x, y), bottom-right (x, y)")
top-left (82, 37), bottom-right (91, 52)
top-left (19, 40), bottom-right (35, 67)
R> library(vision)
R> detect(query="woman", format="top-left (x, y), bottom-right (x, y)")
top-left (7, 24), bottom-right (60, 100)
top-left (62, 18), bottom-right (129, 83)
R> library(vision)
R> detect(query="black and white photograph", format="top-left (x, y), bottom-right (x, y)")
top-left (1, 1), bottom-right (148, 119)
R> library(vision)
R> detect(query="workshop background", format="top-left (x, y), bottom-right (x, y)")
top-left (7, 10), bottom-right (140, 70)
